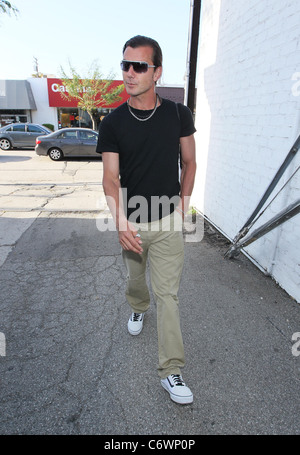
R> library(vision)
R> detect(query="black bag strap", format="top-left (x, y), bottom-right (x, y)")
top-left (175, 103), bottom-right (182, 168)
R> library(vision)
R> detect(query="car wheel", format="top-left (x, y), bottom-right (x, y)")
top-left (49, 148), bottom-right (63, 161)
top-left (0, 138), bottom-right (12, 150)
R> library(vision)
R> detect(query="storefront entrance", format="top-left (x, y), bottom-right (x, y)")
top-left (57, 107), bottom-right (111, 130)
top-left (57, 108), bottom-right (93, 129)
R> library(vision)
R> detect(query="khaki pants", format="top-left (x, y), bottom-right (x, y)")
top-left (122, 211), bottom-right (185, 379)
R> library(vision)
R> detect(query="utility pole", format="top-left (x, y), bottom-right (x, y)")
top-left (184, 0), bottom-right (201, 114)
top-left (33, 56), bottom-right (39, 75)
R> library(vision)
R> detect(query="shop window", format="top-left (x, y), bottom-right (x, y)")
top-left (0, 111), bottom-right (28, 127)
top-left (58, 108), bottom-right (92, 129)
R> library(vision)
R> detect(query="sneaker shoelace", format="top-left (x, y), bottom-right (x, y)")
top-left (171, 374), bottom-right (185, 386)
top-left (132, 313), bottom-right (143, 322)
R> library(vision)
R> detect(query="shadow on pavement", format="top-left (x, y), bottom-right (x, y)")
top-left (0, 215), bottom-right (299, 435)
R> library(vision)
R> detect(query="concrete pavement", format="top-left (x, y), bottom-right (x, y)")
top-left (0, 150), bottom-right (299, 435)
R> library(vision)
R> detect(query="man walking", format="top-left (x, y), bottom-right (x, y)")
top-left (96, 35), bottom-right (196, 404)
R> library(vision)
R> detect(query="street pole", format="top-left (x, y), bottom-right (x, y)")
top-left (184, 0), bottom-right (201, 114)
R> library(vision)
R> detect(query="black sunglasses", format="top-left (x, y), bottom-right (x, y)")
top-left (120, 60), bottom-right (156, 74)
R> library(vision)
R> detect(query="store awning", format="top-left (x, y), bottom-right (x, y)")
top-left (0, 80), bottom-right (37, 110)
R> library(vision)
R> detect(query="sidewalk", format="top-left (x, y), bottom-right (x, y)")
top-left (0, 212), bottom-right (299, 435)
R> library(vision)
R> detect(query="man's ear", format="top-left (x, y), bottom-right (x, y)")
top-left (154, 66), bottom-right (162, 83)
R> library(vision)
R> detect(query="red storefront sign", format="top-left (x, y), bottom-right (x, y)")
top-left (47, 78), bottom-right (129, 108)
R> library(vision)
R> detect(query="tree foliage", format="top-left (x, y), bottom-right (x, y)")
top-left (0, 1), bottom-right (18, 16)
top-left (59, 61), bottom-right (124, 130)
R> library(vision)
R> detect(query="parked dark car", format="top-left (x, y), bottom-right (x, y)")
top-left (0, 123), bottom-right (52, 150)
top-left (35, 127), bottom-right (100, 160)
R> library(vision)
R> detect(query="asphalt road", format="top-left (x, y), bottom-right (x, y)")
top-left (0, 149), bottom-right (300, 436)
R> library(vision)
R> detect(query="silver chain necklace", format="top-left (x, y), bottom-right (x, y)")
top-left (127, 95), bottom-right (159, 122)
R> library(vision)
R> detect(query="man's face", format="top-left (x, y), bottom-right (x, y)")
top-left (122, 45), bottom-right (162, 98)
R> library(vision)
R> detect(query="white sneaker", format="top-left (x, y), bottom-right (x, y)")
top-left (128, 312), bottom-right (144, 335)
top-left (161, 374), bottom-right (193, 404)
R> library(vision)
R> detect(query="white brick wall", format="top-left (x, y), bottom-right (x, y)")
top-left (193, 0), bottom-right (300, 302)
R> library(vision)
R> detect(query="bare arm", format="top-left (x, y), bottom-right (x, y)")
top-left (177, 134), bottom-right (197, 216)
top-left (102, 152), bottom-right (143, 254)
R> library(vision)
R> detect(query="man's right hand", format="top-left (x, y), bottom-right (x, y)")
top-left (118, 220), bottom-right (143, 254)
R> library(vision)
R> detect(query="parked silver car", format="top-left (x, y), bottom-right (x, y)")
top-left (35, 127), bottom-right (100, 161)
top-left (0, 123), bottom-right (52, 150)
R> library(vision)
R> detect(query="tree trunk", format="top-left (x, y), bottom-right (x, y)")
top-left (87, 110), bottom-right (97, 131)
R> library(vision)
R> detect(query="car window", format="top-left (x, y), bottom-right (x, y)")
top-left (79, 130), bottom-right (98, 141)
top-left (12, 124), bottom-right (26, 132)
top-left (58, 131), bottom-right (78, 139)
top-left (27, 125), bottom-right (44, 133)
top-left (5, 125), bottom-right (12, 131)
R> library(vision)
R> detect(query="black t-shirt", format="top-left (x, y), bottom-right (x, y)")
top-left (96, 98), bottom-right (196, 222)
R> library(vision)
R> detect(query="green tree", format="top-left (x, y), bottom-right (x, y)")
top-left (0, 0), bottom-right (18, 16)
top-left (59, 61), bottom-right (124, 130)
